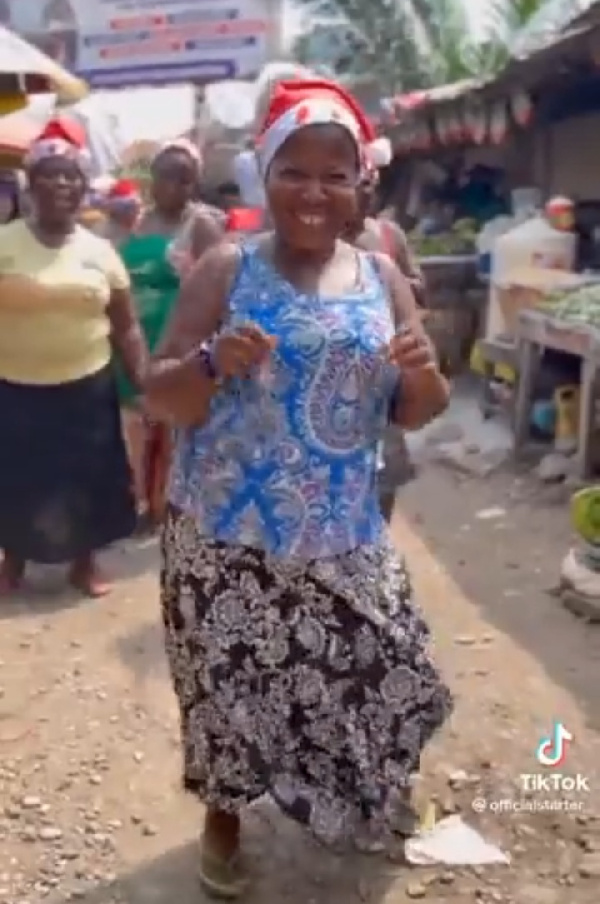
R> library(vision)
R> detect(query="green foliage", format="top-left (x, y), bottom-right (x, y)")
top-left (292, 0), bottom-right (551, 90)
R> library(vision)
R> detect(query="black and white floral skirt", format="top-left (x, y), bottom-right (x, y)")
top-left (160, 508), bottom-right (452, 847)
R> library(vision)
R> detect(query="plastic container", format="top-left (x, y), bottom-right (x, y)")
top-left (493, 215), bottom-right (576, 282)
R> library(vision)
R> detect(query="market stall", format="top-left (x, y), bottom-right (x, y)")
top-left (406, 217), bottom-right (483, 373)
top-left (418, 254), bottom-right (481, 374)
top-left (513, 280), bottom-right (600, 478)
top-left (0, 24), bottom-right (87, 105)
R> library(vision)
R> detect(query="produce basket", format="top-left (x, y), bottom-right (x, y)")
top-left (425, 307), bottom-right (479, 376)
top-left (419, 255), bottom-right (481, 374)
top-left (420, 255), bottom-right (478, 299)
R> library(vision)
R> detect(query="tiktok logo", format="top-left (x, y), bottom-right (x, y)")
top-left (536, 721), bottom-right (573, 768)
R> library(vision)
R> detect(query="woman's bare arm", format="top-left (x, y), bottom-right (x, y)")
top-left (373, 252), bottom-right (449, 430)
top-left (107, 287), bottom-right (148, 390)
top-left (189, 207), bottom-right (224, 263)
top-left (144, 242), bottom-right (239, 424)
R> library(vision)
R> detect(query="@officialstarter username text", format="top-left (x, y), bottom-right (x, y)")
top-left (471, 796), bottom-right (584, 814)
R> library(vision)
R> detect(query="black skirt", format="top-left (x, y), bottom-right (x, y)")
top-left (0, 365), bottom-right (136, 563)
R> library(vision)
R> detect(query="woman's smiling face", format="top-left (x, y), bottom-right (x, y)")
top-left (29, 156), bottom-right (86, 226)
top-left (265, 124), bottom-right (360, 251)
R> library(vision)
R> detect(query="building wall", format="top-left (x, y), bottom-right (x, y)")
top-left (532, 112), bottom-right (600, 200)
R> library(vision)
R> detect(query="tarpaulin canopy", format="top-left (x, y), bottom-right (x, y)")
top-left (0, 25), bottom-right (87, 104)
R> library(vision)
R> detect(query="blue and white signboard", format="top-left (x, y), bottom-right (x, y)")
top-left (0, 0), bottom-right (280, 87)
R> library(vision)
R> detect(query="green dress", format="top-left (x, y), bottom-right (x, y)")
top-left (117, 233), bottom-right (180, 405)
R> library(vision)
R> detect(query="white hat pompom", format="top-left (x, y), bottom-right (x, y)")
top-left (233, 148), bottom-right (266, 207)
top-left (366, 137), bottom-right (392, 168)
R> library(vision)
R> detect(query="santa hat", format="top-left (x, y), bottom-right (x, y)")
top-left (232, 148), bottom-right (265, 208)
top-left (108, 178), bottom-right (140, 200)
top-left (256, 79), bottom-right (392, 175)
top-left (225, 207), bottom-right (264, 233)
top-left (38, 116), bottom-right (87, 149)
top-left (26, 115), bottom-right (90, 171)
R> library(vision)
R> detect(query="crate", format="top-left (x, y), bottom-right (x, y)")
top-left (498, 284), bottom-right (546, 337)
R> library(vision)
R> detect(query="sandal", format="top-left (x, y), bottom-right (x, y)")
top-left (391, 799), bottom-right (419, 837)
top-left (199, 844), bottom-right (250, 899)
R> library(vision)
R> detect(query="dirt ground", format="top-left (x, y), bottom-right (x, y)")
top-left (0, 461), bottom-right (599, 904)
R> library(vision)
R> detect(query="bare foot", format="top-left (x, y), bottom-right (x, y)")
top-left (69, 557), bottom-right (112, 598)
top-left (0, 554), bottom-right (25, 597)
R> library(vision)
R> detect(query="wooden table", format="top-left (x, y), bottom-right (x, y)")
top-left (513, 310), bottom-right (600, 478)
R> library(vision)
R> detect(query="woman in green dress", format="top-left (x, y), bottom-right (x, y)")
top-left (119, 141), bottom-right (223, 526)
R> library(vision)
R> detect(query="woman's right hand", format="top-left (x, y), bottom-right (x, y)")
top-left (213, 324), bottom-right (276, 378)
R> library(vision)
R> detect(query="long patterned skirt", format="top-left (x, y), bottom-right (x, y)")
top-left (160, 508), bottom-right (452, 847)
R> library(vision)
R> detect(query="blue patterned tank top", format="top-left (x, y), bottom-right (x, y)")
top-left (169, 244), bottom-right (397, 559)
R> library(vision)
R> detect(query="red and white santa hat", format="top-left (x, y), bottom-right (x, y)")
top-left (107, 178), bottom-right (141, 205)
top-left (25, 116), bottom-right (91, 173)
top-left (256, 79), bottom-right (392, 177)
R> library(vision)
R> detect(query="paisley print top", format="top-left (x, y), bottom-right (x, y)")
top-left (169, 244), bottom-right (397, 559)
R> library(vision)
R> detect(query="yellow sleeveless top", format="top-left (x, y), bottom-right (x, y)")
top-left (0, 220), bottom-right (130, 385)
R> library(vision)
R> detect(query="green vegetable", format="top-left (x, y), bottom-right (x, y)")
top-left (545, 284), bottom-right (600, 328)
top-left (408, 219), bottom-right (478, 257)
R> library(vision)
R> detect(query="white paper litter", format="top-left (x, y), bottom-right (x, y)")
top-left (475, 507), bottom-right (507, 521)
top-left (405, 815), bottom-right (511, 866)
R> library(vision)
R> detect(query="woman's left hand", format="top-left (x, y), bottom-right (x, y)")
top-left (372, 251), bottom-right (449, 430)
top-left (387, 326), bottom-right (436, 372)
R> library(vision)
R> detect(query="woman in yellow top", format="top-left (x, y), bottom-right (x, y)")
top-left (0, 121), bottom-right (147, 598)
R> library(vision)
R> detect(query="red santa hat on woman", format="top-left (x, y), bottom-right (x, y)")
top-left (234, 78), bottom-right (391, 205)
top-left (107, 178), bottom-right (140, 201)
top-left (256, 79), bottom-right (392, 175)
top-left (25, 115), bottom-right (90, 172)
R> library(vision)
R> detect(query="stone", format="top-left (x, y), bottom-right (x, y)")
top-left (536, 452), bottom-right (570, 483)
top-left (38, 827), bottom-right (62, 842)
top-left (519, 885), bottom-right (559, 904)
top-left (406, 882), bottom-right (427, 898)
top-left (579, 852), bottom-right (600, 878)
top-left (20, 827), bottom-right (38, 842)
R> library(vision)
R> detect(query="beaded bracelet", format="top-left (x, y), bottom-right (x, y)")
top-left (388, 376), bottom-right (402, 423)
top-left (195, 346), bottom-right (223, 387)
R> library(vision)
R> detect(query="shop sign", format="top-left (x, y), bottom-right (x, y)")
top-left (0, 0), bottom-right (279, 87)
